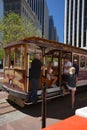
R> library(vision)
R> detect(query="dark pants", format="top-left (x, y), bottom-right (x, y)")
top-left (62, 74), bottom-right (69, 83)
top-left (62, 74), bottom-right (69, 90)
top-left (30, 78), bottom-right (39, 102)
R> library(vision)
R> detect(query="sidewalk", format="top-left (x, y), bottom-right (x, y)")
top-left (0, 91), bottom-right (60, 130)
top-left (0, 91), bottom-right (8, 101)
top-left (0, 111), bottom-right (60, 130)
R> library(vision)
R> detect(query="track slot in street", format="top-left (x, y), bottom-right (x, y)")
top-left (0, 101), bottom-right (16, 115)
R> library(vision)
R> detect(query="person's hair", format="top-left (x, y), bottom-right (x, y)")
top-left (69, 67), bottom-right (75, 74)
top-left (35, 53), bottom-right (40, 59)
top-left (64, 55), bottom-right (70, 60)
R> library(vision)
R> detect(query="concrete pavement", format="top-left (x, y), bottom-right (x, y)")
top-left (0, 91), bottom-right (60, 130)
top-left (0, 110), bottom-right (60, 130)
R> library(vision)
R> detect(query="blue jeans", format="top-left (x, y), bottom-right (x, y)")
top-left (30, 78), bottom-right (39, 102)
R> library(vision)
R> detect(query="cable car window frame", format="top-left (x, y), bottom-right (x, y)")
top-left (80, 55), bottom-right (86, 69)
top-left (4, 48), bottom-right (9, 67)
top-left (14, 45), bottom-right (26, 70)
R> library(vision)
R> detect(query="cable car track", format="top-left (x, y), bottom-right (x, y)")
top-left (0, 101), bottom-right (17, 115)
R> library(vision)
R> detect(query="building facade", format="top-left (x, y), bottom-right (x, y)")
top-left (64, 0), bottom-right (87, 48)
top-left (0, 0), bottom-right (4, 42)
top-left (54, 27), bottom-right (59, 41)
top-left (3, 0), bottom-right (41, 30)
top-left (2, 0), bottom-right (58, 41)
top-left (49, 16), bottom-right (58, 41)
top-left (27, 0), bottom-right (49, 39)
top-left (49, 16), bottom-right (54, 41)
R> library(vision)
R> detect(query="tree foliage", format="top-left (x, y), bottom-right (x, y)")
top-left (0, 47), bottom-right (4, 59)
top-left (0, 12), bottom-right (41, 46)
top-left (0, 12), bottom-right (41, 59)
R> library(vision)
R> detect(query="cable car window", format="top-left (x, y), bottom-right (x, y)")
top-left (80, 56), bottom-right (85, 69)
top-left (86, 57), bottom-right (87, 69)
top-left (5, 49), bottom-right (9, 66)
top-left (10, 48), bottom-right (14, 68)
top-left (73, 54), bottom-right (79, 64)
top-left (15, 48), bottom-right (21, 66)
top-left (21, 47), bottom-right (25, 68)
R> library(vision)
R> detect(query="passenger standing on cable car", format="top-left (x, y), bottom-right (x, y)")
top-left (66, 67), bottom-right (77, 108)
top-left (47, 62), bottom-right (58, 87)
top-left (73, 59), bottom-right (79, 77)
top-left (30, 53), bottom-right (43, 103)
top-left (62, 56), bottom-right (72, 90)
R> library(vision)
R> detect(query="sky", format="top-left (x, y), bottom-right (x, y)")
top-left (46, 0), bottom-right (65, 42)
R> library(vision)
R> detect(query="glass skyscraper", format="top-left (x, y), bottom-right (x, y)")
top-left (27, 0), bottom-right (49, 38)
top-left (64, 0), bottom-right (87, 48)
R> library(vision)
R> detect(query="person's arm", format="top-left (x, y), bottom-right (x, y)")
top-left (41, 64), bottom-right (47, 70)
top-left (41, 64), bottom-right (47, 77)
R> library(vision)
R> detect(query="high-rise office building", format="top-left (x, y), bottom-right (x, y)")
top-left (27, 0), bottom-right (49, 39)
top-left (0, 0), bottom-right (4, 41)
top-left (64, 0), bottom-right (87, 48)
top-left (3, 0), bottom-right (41, 30)
top-left (49, 16), bottom-right (54, 41)
top-left (54, 27), bottom-right (59, 41)
top-left (49, 16), bottom-right (58, 41)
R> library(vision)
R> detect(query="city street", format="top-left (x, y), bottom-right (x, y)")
top-left (0, 86), bottom-right (87, 130)
top-left (0, 0), bottom-right (87, 129)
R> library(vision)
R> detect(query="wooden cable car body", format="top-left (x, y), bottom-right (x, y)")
top-left (1, 37), bottom-right (87, 107)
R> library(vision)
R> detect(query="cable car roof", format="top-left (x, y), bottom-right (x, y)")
top-left (4, 36), bottom-right (87, 55)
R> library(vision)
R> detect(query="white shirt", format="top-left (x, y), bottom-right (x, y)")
top-left (47, 68), bottom-right (53, 80)
top-left (64, 61), bottom-right (72, 74)
top-left (49, 68), bottom-right (53, 74)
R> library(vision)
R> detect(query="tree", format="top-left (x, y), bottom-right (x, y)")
top-left (0, 12), bottom-right (41, 46)
top-left (0, 47), bottom-right (4, 59)
top-left (0, 12), bottom-right (41, 59)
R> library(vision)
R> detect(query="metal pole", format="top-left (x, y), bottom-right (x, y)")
top-left (42, 0), bottom-right (44, 38)
top-left (42, 80), bottom-right (46, 128)
top-left (41, 0), bottom-right (46, 128)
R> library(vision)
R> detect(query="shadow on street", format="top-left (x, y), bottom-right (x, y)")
top-left (8, 86), bottom-right (87, 120)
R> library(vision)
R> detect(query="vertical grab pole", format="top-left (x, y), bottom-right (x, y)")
top-left (42, 81), bottom-right (46, 128)
top-left (27, 53), bottom-right (30, 93)
top-left (59, 50), bottom-right (62, 90)
top-left (41, 45), bottom-right (46, 128)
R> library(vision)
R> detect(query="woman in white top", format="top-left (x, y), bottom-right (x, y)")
top-left (63, 57), bottom-right (72, 82)
top-left (63, 57), bottom-right (72, 75)
top-left (47, 62), bottom-right (58, 87)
